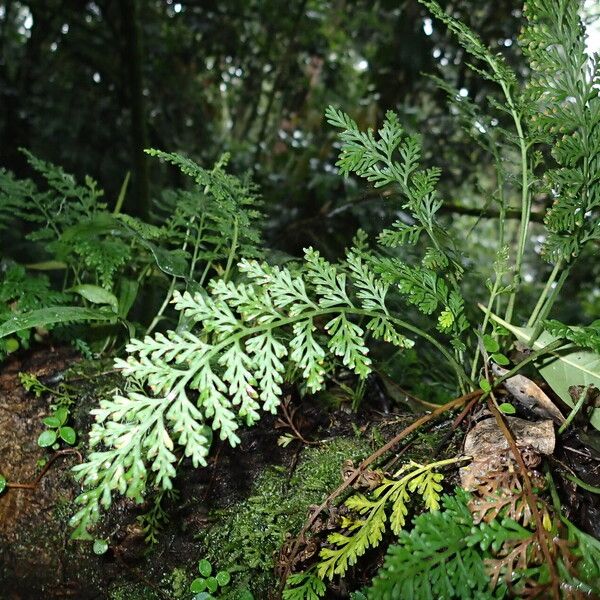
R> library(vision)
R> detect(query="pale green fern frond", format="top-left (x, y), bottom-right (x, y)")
top-left (71, 249), bottom-right (420, 537)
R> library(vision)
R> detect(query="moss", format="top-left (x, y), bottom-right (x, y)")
top-left (198, 436), bottom-right (372, 598)
top-left (168, 567), bottom-right (191, 599)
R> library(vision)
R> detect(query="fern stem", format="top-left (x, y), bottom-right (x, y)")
top-left (528, 265), bottom-right (570, 345)
top-left (168, 305), bottom-right (473, 394)
top-left (502, 85), bottom-right (531, 325)
top-left (470, 275), bottom-right (502, 381)
top-left (526, 260), bottom-right (562, 329)
top-left (188, 213), bottom-right (206, 279)
top-left (146, 277), bottom-right (176, 335)
top-left (390, 455), bottom-right (470, 479)
top-left (223, 216), bottom-right (239, 283)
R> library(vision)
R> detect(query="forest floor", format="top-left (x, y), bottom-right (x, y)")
top-left (0, 345), bottom-right (456, 599)
top-left (1, 345), bottom-right (599, 599)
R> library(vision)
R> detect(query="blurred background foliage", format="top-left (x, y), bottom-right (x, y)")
top-left (1, 0), bottom-right (598, 324)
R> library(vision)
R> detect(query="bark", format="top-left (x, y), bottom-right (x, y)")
top-left (120, 0), bottom-right (150, 220)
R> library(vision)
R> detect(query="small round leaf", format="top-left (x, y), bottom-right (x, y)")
top-left (5, 338), bottom-right (19, 353)
top-left (190, 578), bottom-right (206, 593)
top-left (216, 570), bottom-right (231, 586)
top-left (55, 407), bottom-right (69, 426)
top-left (499, 402), bottom-right (516, 415)
top-left (205, 577), bottom-right (218, 593)
top-left (38, 429), bottom-right (57, 447)
top-left (42, 416), bottom-right (61, 428)
top-left (193, 593), bottom-right (212, 600)
top-left (479, 379), bottom-right (492, 393)
top-left (198, 559), bottom-right (212, 577)
top-left (59, 426), bottom-right (77, 445)
top-left (483, 334), bottom-right (499, 353)
top-left (93, 539), bottom-right (109, 555)
top-left (0, 474), bottom-right (6, 494)
top-left (491, 353), bottom-right (510, 366)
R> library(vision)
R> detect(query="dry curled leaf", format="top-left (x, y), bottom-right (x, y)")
top-left (341, 459), bottom-right (384, 490)
top-left (492, 364), bottom-right (565, 424)
top-left (460, 416), bottom-right (555, 490)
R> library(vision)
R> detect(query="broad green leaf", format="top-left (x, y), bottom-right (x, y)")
top-left (42, 415), bottom-right (61, 428)
top-left (0, 307), bottom-right (116, 339)
top-left (488, 311), bottom-right (600, 430)
top-left (70, 285), bottom-right (119, 313)
top-left (499, 402), bottom-right (516, 415)
top-left (483, 334), bottom-right (499, 353)
top-left (55, 407), bottom-right (69, 426)
top-left (198, 559), bottom-right (212, 577)
top-left (5, 338), bottom-right (19, 353)
top-left (492, 352), bottom-right (510, 366)
top-left (38, 430), bottom-right (57, 447)
top-left (190, 578), bottom-right (206, 593)
top-left (216, 571), bottom-right (231, 586)
top-left (479, 379), bottom-right (491, 393)
top-left (117, 278), bottom-right (139, 318)
top-left (59, 426), bottom-right (77, 445)
top-left (205, 577), bottom-right (219, 593)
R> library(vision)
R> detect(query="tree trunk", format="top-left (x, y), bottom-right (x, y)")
top-left (120, 0), bottom-right (150, 220)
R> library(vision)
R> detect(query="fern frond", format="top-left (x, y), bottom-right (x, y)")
top-left (366, 490), bottom-right (494, 600)
top-left (283, 572), bottom-right (327, 600)
top-left (521, 0), bottom-right (600, 262)
top-left (317, 459), bottom-right (451, 580)
top-left (71, 249), bottom-right (415, 537)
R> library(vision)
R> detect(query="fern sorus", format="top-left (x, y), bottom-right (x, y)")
top-left (70, 249), bottom-right (415, 537)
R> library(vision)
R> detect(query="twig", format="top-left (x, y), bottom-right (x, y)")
top-left (486, 396), bottom-right (560, 600)
top-left (278, 389), bottom-right (480, 589)
top-left (6, 449), bottom-right (83, 491)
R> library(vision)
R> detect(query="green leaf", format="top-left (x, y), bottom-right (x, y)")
top-left (42, 416), bottom-right (61, 428)
top-left (92, 539), bottom-right (109, 555)
top-left (492, 352), bottom-right (510, 366)
top-left (55, 406), bottom-right (69, 426)
top-left (198, 559), bottom-right (212, 577)
top-left (215, 571), bottom-right (231, 586)
top-left (487, 311), bottom-right (600, 430)
top-left (479, 379), bottom-right (491, 393)
top-left (483, 334), bottom-right (499, 353)
top-left (205, 577), bottom-right (218, 593)
top-left (117, 278), bottom-right (139, 319)
top-left (5, 338), bottom-right (19, 353)
top-left (499, 402), bottom-right (516, 415)
top-left (38, 430), bottom-right (57, 447)
top-left (69, 284), bottom-right (119, 313)
top-left (59, 426), bottom-right (77, 445)
top-left (0, 474), bottom-right (6, 494)
top-left (0, 306), bottom-right (116, 339)
top-left (190, 578), bottom-right (207, 593)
